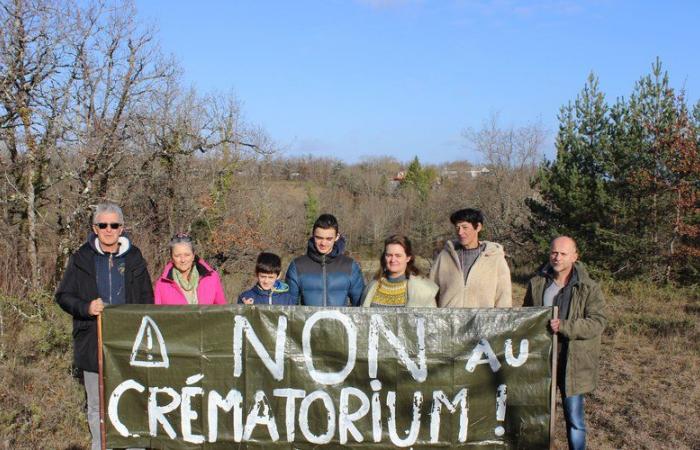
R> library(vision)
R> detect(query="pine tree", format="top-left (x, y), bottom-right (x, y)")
top-left (304, 187), bottom-right (320, 232)
top-left (529, 73), bottom-right (615, 266)
top-left (530, 61), bottom-right (699, 281)
top-left (616, 59), bottom-right (698, 281)
top-left (401, 156), bottom-right (435, 202)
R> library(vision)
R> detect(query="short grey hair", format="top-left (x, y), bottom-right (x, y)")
top-left (93, 202), bottom-right (124, 225)
top-left (169, 233), bottom-right (195, 255)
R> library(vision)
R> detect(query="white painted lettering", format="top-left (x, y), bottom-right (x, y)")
top-left (302, 311), bottom-right (357, 385)
top-left (181, 385), bottom-right (205, 444)
top-left (495, 384), bottom-right (507, 437)
top-left (386, 390), bottom-right (422, 447)
top-left (233, 315), bottom-right (287, 381)
top-left (243, 390), bottom-right (279, 441)
top-left (207, 389), bottom-right (243, 443)
top-left (504, 338), bottom-right (529, 367)
top-left (273, 388), bottom-right (306, 442)
top-left (429, 389), bottom-right (469, 443)
top-left (466, 339), bottom-right (501, 373)
top-left (368, 314), bottom-right (427, 382)
top-left (370, 380), bottom-right (383, 442)
top-left (339, 387), bottom-right (370, 444)
top-left (298, 390), bottom-right (336, 444)
top-left (148, 387), bottom-right (181, 439)
top-left (108, 379), bottom-right (145, 437)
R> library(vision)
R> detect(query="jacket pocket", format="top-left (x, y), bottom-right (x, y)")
top-left (569, 338), bottom-right (600, 394)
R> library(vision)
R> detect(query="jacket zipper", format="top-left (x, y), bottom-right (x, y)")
top-left (108, 253), bottom-right (113, 304)
top-left (322, 255), bottom-right (327, 307)
top-left (268, 290), bottom-right (272, 305)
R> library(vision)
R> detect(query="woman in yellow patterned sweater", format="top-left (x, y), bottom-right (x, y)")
top-left (361, 235), bottom-right (438, 308)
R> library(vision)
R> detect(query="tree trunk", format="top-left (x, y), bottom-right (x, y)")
top-left (26, 166), bottom-right (39, 290)
top-left (19, 104), bottom-right (40, 291)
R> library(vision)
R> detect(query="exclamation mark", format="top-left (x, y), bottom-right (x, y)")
top-left (146, 325), bottom-right (153, 361)
top-left (495, 384), bottom-right (506, 437)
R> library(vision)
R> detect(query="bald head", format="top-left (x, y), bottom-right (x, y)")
top-left (549, 236), bottom-right (578, 280)
top-left (550, 236), bottom-right (577, 254)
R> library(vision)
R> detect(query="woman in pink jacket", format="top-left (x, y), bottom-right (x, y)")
top-left (154, 233), bottom-right (227, 305)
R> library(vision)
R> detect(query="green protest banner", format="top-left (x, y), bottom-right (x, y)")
top-left (101, 305), bottom-right (553, 449)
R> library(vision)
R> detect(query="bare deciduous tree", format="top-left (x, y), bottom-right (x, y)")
top-left (0, 0), bottom-right (77, 289)
top-left (463, 113), bottom-right (546, 262)
top-left (51, 0), bottom-right (178, 280)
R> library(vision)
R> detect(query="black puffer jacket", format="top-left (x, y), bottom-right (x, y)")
top-left (55, 234), bottom-right (154, 373)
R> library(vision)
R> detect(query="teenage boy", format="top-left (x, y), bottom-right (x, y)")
top-left (238, 252), bottom-right (295, 305)
top-left (286, 213), bottom-right (365, 306)
top-left (430, 207), bottom-right (512, 308)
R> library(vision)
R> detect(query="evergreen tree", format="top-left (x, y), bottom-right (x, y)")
top-left (304, 187), bottom-right (320, 232)
top-left (617, 59), bottom-right (698, 280)
top-left (528, 73), bottom-right (615, 266)
top-left (401, 156), bottom-right (435, 202)
top-left (530, 61), bottom-right (699, 282)
top-left (400, 156), bottom-right (437, 246)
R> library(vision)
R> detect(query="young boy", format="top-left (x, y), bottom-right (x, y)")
top-left (238, 252), bottom-right (296, 305)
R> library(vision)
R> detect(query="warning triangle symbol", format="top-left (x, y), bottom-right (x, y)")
top-left (129, 316), bottom-right (170, 368)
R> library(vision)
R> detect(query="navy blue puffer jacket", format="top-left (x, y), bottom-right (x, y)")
top-left (237, 280), bottom-right (296, 305)
top-left (285, 236), bottom-right (365, 306)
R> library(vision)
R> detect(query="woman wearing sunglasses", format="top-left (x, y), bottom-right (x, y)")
top-left (154, 233), bottom-right (227, 305)
top-left (361, 234), bottom-right (438, 308)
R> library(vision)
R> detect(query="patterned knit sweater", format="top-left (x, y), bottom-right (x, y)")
top-left (369, 276), bottom-right (407, 307)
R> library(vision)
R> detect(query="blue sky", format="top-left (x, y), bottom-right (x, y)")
top-left (134, 0), bottom-right (699, 163)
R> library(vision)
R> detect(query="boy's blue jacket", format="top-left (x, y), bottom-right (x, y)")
top-left (285, 236), bottom-right (365, 307)
top-left (237, 280), bottom-right (296, 305)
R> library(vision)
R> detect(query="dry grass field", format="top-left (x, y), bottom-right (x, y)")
top-left (1, 280), bottom-right (698, 449)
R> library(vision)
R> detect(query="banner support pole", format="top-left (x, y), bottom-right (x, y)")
top-left (98, 313), bottom-right (106, 450)
top-left (549, 306), bottom-right (559, 450)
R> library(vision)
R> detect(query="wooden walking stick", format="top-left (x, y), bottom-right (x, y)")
top-left (97, 313), bottom-right (106, 450)
top-left (549, 306), bottom-right (559, 450)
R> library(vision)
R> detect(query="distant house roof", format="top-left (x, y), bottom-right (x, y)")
top-left (468, 167), bottom-right (490, 178)
top-left (439, 167), bottom-right (490, 178)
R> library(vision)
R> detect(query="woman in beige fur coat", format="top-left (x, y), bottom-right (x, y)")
top-left (429, 208), bottom-right (512, 308)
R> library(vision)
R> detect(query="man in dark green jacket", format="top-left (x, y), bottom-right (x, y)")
top-left (523, 236), bottom-right (606, 450)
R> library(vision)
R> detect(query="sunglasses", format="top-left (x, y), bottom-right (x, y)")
top-left (95, 222), bottom-right (122, 230)
top-left (170, 232), bottom-right (193, 243)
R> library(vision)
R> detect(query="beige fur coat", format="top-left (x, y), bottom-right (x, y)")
top-left (429, 240), bottom-right (512, 308)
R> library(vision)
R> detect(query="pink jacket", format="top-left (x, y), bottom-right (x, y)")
top-left (154, 258), bottom-right (227, 305)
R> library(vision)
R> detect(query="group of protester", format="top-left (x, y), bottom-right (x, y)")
top-left (55, 202), bottom-right (606, 450)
